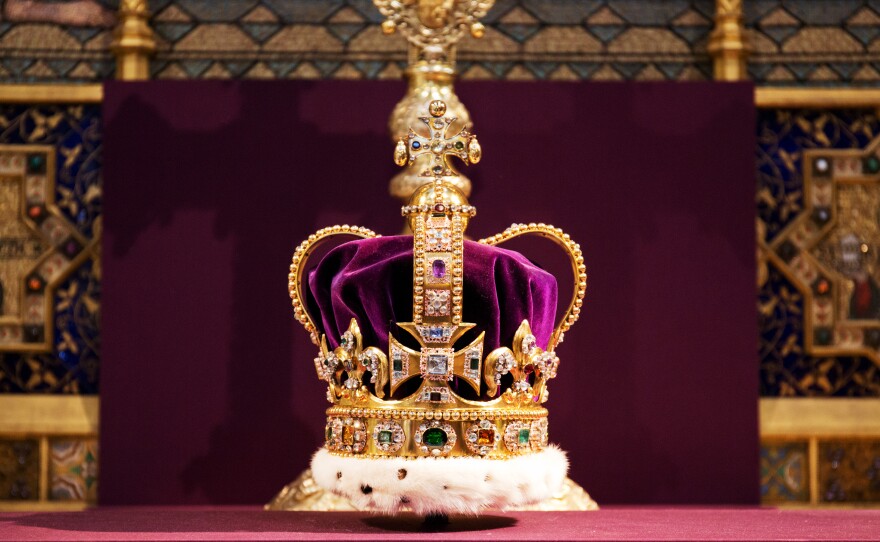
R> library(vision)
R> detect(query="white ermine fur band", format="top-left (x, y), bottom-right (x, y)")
top-left (311, 445), bottom-right (568, 515)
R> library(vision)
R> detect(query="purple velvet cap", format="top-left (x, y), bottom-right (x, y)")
top-left (306, 235), bottom-right (558, 351)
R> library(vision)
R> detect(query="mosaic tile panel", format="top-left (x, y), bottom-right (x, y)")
top-left (819, 439), bottom-right (880, 502)
top-left (0, 105), bottom-right (102, 394)
top-left (761, 440), bottom-right (810, 503)
top-left (758, 108), bottom-right (880, 397)
top-left (49, 438), bottom-right (98, 501)
top-left (0, 438), bottom-right (39, 500)
top-left (747, 1), bottom-right (880, 86)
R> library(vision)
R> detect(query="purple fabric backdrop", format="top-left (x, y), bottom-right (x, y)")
top-left (101, 80), bottom-right (757, 505)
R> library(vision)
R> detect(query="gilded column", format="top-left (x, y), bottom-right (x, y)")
top-left (708, 0), bottom-right (750, 81)
top-left (111, 0), bottom-right (156, 81)
top-left (374, 0), bottom-right (494, 203)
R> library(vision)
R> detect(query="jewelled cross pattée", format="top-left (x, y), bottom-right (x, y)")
top-left (387, 323), bottom-right (485, 398)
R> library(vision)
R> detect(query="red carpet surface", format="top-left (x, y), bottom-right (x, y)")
top-left (1, 507), bottom-right (879, 541)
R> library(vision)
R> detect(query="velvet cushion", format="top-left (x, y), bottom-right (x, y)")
top-left (307, 236), bottom-right (557, 351)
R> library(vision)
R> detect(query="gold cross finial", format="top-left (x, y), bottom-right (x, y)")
top-left (394, 100), bottom-right (481, 206)
top-left (394, 100), bottom-right (482, 177)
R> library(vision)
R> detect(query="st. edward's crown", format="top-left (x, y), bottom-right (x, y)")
top-left (288, 100), bottom-right (586, 461)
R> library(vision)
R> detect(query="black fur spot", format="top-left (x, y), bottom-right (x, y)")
top-left (361, 484), bottom-right (373, 494)
top-left (397, 469), bottom-right (407, 480)
top-left (484, 474), bottom-right (491, 482)
top-left (443, 485), bottom-right (448, 490)
top-left (336, 472), bottom-right (342, 479)
top-left (400, 496), bottom-right (411, 504)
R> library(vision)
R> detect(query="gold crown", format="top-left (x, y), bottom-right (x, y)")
top-left (288, 101), bottom-right (586, 461)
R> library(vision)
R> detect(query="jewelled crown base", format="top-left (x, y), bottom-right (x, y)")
top-left (324, 408), bottom-right (549, 458)
top-left (311, 445), bottom-right (569, 515)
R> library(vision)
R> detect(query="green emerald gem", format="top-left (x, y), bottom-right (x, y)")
top-left (378, 430), bottom-right (392, 444)
top-left (867, 156), bottom-right (880, 173)
top-left (469, 356), bottom-right (479, 371)
top-left (454, 141), bottom-right (464, 150)
top-left (326, 426), bottom-right (334, 441)
top-left (393, 355), bottom-right (403, 372)
top-left (423, 428), bottom-right (448, 447)
top-left (27, 154), bottom-right (45, 173)
top-left (518, 428), bottom-right (530, 445)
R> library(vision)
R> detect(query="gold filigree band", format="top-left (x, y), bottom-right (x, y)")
top-left (326, 406), bottom-right (548, 421)
top-left (324, 414), bottom-right (548, 458)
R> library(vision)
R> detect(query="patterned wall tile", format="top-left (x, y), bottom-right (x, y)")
top-left (0, 105), bottom-right (102, 394)
top-left (748, 1), bottom-right (880, 86)
top-left (0, 0), bottom-right (117, 82)
top-left (761, 440), bottom-right (810, 502)
top-left (147, 0), bottom-right (714, 81)
top-left (758, 109), bottom-right (880, 397)
top-left (49, 438), bottom-right (97, 501)
top-left (819, 439), bottom-right (880, 502)
top-left (0, 438), bottom-right (39, 500)
top-left (0, 0), bottom-right (878, 83)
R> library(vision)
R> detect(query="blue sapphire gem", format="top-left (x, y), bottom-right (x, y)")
top-left (429, 327), bottom-right (444, 339)
top-left (412, 141), bottom-right (421, 149)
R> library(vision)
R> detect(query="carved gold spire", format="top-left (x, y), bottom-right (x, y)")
top-left (708, 0), bottom-right (750, 81)
top-left (111, 0), bottom-right (156, 81)
top-left (374, 0), bottom-right (494, 202)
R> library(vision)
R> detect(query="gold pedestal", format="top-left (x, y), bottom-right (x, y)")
top-left (265, 470), bottom-right (599, 512)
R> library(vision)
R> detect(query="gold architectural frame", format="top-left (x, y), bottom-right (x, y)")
top-left (0, 144), bottom-right (98, 352)
top-left (0, 395), bottom-right (98, 511)
top-left (761, 398), bottom-right (880, 507)
top-left (0, 85), bottom-right (102, 104)
top-left (755, 88), bottom-right (880, 109)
